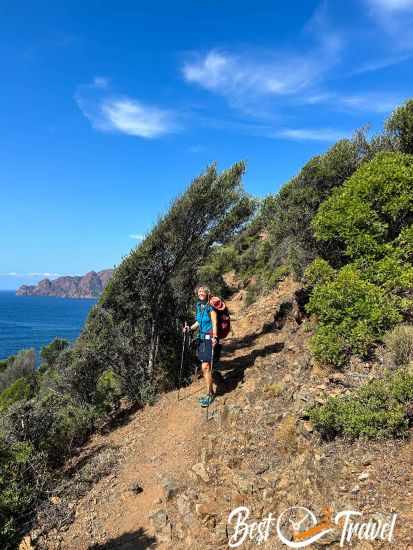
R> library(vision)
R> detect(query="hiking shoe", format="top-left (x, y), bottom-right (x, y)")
top-left (198, 395), bottom-right (208, 402)
top-left (200, 394), bottom-right (215, 407)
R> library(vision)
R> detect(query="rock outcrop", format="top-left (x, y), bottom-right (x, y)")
top-left (16, 269), bottom-right (113, 299)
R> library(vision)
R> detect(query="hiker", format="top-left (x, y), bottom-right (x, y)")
top-left (184, 285), bottom-right (220, 407)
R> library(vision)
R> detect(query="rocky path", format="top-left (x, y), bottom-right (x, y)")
top-left (51, 380), bottom-right (207, 549)
top-left (35, 275), bottom-right (413, 549)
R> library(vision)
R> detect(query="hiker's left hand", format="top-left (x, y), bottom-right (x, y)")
top-left (212, 336), bottom-right (218, 346)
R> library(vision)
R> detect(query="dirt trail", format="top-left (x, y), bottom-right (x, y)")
top-left (48, 279), bottom-right (297, 550)
top-left (55, 379), bottom-right (206, 549)
top-left (36, 276), bottom-right (413, 549)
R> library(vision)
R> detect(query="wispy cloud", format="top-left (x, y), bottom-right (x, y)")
top-left (275, 128), bottom-right (349, 142)
top-left (304, 91), bottom-right (404, 114)
top-left (182, 3), bottom-right (342, 116)
top-left (182, 44), bottom-right (340, 112)
top-left (366, 0), bottom-right (413, 48)
top-left (340, 93), bottom-right (403, 113)
top-left (351, 53), bottom-right (413, 74)
top-left (367, 0), bottom-right (413, 12)
top-left (0, 272), bottom-right (63, 277)
top-left (129, 234), bottom-right (145, 241)
top-left (76, 78), bottom-right (177, 139)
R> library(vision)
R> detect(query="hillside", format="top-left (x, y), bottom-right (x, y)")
top-left (29, 276), bottom-right (413, 549)
top-left (3, 101), bottom-right (413, 550)
top-left (16, 270), bottom-right (113, 299)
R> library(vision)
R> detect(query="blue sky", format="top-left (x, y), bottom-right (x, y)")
top-left (1, 0), bottom-right (413, 289)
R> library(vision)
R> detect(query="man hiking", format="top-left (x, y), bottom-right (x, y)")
top-left (184, 285), bottom-right (220, 407)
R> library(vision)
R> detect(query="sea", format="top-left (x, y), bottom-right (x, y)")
top-left (0, 291), bottom-right (97, 363)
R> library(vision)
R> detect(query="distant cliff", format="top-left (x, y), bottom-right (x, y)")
top-left (16, 270), bottom-right (114, 299)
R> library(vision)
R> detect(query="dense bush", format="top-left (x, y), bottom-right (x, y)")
top-left (313, 152), bottom-right (413, 267)
top-left (263, 130), bottom-right (391, 277)
top-left (0, 378), bottom-right (32, 413)
top-left (309, 369), bottom-right (413, 439)
top-left (95, 370), bottom-right (123, 414)
top-left (306, 265), bottom-right (402, 366)
top-left (2, 393), bottom-right (96, 467)
top-left (305, 151), bottom-right (413, 366)
top-left (0, 349), bottom-right (36, 394)
top-left (0, 440), bottom-right (49, 549)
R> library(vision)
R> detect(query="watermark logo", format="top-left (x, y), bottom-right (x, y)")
top-left (277, 506), bottom-right (334, 548)
top-left (227, 505), bottom-right (397, 547)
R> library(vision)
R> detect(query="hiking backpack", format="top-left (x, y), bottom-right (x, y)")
top-left (208, 296), bottom-right (231, 339)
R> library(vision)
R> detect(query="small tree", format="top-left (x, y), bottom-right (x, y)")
top-left (74, 162), bottom-right (253, 402)
top-left (385, 99), bottom-right (413, 154)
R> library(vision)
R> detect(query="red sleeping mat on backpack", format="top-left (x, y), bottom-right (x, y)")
top-left (209, 296), bottom-right (231, 339)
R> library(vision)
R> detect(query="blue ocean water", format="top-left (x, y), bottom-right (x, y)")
top-left (0, 291), bottom-right (97, 361)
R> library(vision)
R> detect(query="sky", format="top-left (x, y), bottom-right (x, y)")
top-left (1, 0), bottom-right (413, 289)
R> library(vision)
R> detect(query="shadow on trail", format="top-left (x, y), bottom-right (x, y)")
top-left (88, 527), bottom-right (157, 550)
top-left (214, 341), bottom-right (284, 396)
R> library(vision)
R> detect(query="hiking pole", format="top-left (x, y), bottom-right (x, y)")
top-left (206, 340), bottom-right (215, 421)
top-left (177, 327), bottom-right (187, 402)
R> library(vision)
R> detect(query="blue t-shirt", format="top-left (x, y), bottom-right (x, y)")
top-left (196, 301), bottom-right (213, 339)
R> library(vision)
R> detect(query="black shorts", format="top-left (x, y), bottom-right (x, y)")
top-left (196, 339), bottom-right (221, 363)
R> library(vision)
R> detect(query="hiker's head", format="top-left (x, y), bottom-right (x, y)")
top-left (197, 285), bottom-right (211, 302)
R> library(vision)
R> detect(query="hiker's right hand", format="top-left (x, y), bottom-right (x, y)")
top-left (183, 323), bottom-right (190, 334)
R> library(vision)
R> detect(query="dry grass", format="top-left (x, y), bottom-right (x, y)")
top-left (263, 382), bottom-right (285, 398)
top-left (275, 414), bottom-right (297, 452)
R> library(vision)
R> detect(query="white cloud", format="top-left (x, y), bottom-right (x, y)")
top-left (76, 79), bottom-right (177, 139)
top-left (0, 272), bottom-right (62, 277)
top-left (368, 0), bottom-right (413, 11)
top-left (182, 3), bottom-right (343, 115)
top-left (182, 47), bottom-right (338, 106)
top-left (129, 234), bottom-right (145, 240)
top-left (275, 128), bottom-right (349, 142)
top-left (100, 98), bottom-right (174, 138)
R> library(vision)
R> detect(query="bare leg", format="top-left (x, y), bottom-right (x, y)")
top-left (201, 362), bottom-right (214, 395)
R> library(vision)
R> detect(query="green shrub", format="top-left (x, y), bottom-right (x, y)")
top-left (384, 325), bottom-right (413, 367)
top-left (0, 440), bottom-right (49, 549)
top-left (0, 378), bottom-right (32, 413)
top-left (310, 369), bottom-right (413, 439)
top-left (266, 131), bottom-right (379, 274)
top-left (96, 370), bottom-right (123, 414)
top-left (304, 257), bottom-right (335, 286)
top-left (313, 152), bottom-right (413, 265)
top-left (3, 394), bottom-right (96, 467)
top-left (0, 349), bottom-right (35, 394)
top-left (306, 265), bottom-right (401, 366)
